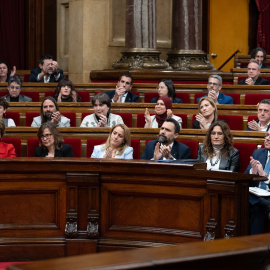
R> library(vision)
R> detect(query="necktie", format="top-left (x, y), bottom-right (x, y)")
top-left (261, 156), bottom-right (270, 189)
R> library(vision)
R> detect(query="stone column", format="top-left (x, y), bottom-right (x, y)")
top-left (167, 0), bottom-right (214, 70)
top-left (112, 0), bottom-right (170, 69)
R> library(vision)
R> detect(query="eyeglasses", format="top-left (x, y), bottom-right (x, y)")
top-left (210, 132), bottom-right (224, 137)
top-left (41, 133), bottom-right (52, 140)
top-left (10, 86), bottom-right (20, 90)
top-left (208, 82), bottom-right (218, 86)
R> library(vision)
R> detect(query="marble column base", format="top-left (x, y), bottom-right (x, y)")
top-left (112, 48), bottom-right (171, 69)
top-left (167, 50), bottom-right (215, 70)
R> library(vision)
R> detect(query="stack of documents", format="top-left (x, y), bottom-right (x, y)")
top-left (249, 187), bottom-right (270, 197)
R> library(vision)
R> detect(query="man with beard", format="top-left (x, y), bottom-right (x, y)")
top-left (31, 96), bottom-right (70, 127)
top-left (29, 54), bottom-right (64, 83)
top-left (140, 118), bottom-right (191, 160)
top-left (196, 75), bottom-right (233, 105)
top-left (245, 129), bottom-right (270, 234)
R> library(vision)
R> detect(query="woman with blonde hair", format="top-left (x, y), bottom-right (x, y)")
top-left (192, 96), bottom-right (219, 129)
top-left (91, 124), bottom-right (133, 159)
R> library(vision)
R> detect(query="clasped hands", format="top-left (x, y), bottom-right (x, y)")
top-left (247, 120), bottom-right (261, 131)
top-left (103, 146), bottom-right (116, 158)
top-left (195, 113), bottom-right (208, 129)
top-left (97, 114), bottom-right (108, 127)
top-left (113, 85), bottom-right (126, 102)
top-left (50, 111), bottom-right (61, 125)
top-left (250, 157), bottom-right (266, 176)
top-left (153, 142), bottom-right (172, 161)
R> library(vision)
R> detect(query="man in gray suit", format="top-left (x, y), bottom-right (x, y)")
top-left (4, 76), bottom-right (32, 102)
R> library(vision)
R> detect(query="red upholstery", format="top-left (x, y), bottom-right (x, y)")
top-left (87, 139), bottom-right (106, 157)
top-left (247, 115), bottom-right (258, 122)
top-left (24, 74), bottom-right (30, 82)
top-left (81, 113), bottom-right (132, 127)
top-left (0, 91), bottom-right (39, 101)
top-left (144, 139), bottom-right (198, 159)
top-left (63, 138), bottom-right (81, 157)
top-left (45, 91), bottom-right (90, 102)
top-left (178, 140), bottom-right (198, 159)
top-left (87, 138), bottom-right (139, 159)
top-left (144, 92), bottom-right (190, 103)
top-left (192, 114), bottom-right (243, 130)
top-left (25, 112), bottom-right (40, 126)
top-left (61, 112), bottom-right (76, 127)
top-left (244, 94), bottom-right (270, 105)
top-left (2, 138), bottom-right (22, 157)
top-left (5, 112), bottom-right (20, 126)
top-left (137, 113), bottom-right (186, 128)
top-left (27, 138), bottom-right (39, 157)
top-left (27, 138), bottom-right (81, 157)
top-left (218, 115), bottom-right (243, 130)
top-left (194, 93), bottom-right (206, 103)
top-left (233, 142), bottom-right (257, 173)
top-left (137, 113), bottom-right (153, 128)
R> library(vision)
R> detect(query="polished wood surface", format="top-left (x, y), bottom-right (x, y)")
top-left (8, 233), bottom-right (270, 270)
top-left (0, 158), bottom-right (262, 261)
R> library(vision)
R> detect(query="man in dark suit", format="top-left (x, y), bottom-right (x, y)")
top-left (246, 99), bottom-right (270, 131)
top-left (197, 75), bottom-right (233, 104)
top-left (245, 130), bottom-right (270, 234)
top-left (141, 118), bottom-right (191, 160)
top-left (106, 72), bottom-right (138, 103)
top-left (29, 54), bottom-right (64, 83)
top-left (239, 60), bottom-right (270, 85)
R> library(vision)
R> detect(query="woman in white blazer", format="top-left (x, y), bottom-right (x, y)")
top-left (91, 124), bottom-right (133, 159)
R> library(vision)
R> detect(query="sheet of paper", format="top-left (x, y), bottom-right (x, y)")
top-left (249, 187), bottom-right (270, 197)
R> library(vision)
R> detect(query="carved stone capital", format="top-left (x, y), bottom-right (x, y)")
top-left (65, 217), bottom-right (78, 238)
top-left (112, 48), bottom-right (172, 69)
top-left (87, 216), bottom-right (99, 238)
top-left (167, 50), bottom-right (215, 70)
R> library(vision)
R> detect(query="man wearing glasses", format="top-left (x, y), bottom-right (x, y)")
top-left (247, 99), bottom-right (270, 131)
top-left (196, 75), bottom-right (233, 104)
top-left (106, 72), bottom-right (139, 103)
top-left (245, 130), bottom-right (270, 234)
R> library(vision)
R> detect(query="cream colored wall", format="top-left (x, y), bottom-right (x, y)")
top-left (57, 0), bottom-right (172, 83)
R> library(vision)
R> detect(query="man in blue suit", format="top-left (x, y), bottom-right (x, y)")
top-left (141, 118), bottom-right (191, 160)
top-left (197, 75), bottom-right (233, 105)
top-left (106, 72), bottom-right (138, 103)
top-left (29, 54), bottom-right (64, 83)
top-left (245, 130), bottom-right (270, 234)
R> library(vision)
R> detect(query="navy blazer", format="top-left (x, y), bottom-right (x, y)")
top-left (151, 96), bottom-right (182, 104)
top-left (35, 144), bottom-right (74, 157)
top-left (29, 68), bottom-right (64, 82)
top-left (238, 77), bottom-right (270, 85)
top-left (196, 144), bottom-right (240, 172)
top-left (196, 93), bottom-right (233, 104)
top-left (246, 120), bottom-right (270, 131)
top-left (105, 90), bottom-right (139, 103)
top-left (140, 140), bottom-right (191, 160)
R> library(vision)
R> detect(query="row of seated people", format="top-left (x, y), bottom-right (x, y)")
top-left (3, 73), bottom-right (270, 105)
top-left (1, 94), bottom-right (268, 131)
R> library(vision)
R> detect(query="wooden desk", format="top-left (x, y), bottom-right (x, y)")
top-left (9, 233), bottom-right (270, 270)
top-left (0, 158), bottom-right (262, 261)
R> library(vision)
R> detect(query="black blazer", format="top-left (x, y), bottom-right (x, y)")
top-left (196, 144), bottom-right (240, 172)
top-left (105, 90), bottom-right (139, 103)
top-left (29, 68), bottom-right (64, 82)
top-left (35, 144), bottom-right (74, 157)
top-left (192, 118), bottom-right (226, 129)
top-left (238, 77), bottom-right (270, 85)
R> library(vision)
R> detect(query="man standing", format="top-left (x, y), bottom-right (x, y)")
top-left (245, 130), bottom-right (270, 234)
top-left (141, 118), bottom-right (191, 160)
top-left (247, 99), bottom-right (270, 131)
top-left (106, 72), bottom-right (138, 103)
top-left (239, 60), bottom-right (270, 85)
top-left (31, 96), bottom-right (70, 127)
top-left (29, 54), bottom-right (64, 83)
top-left (197, 75), bottom-right (233, 104)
